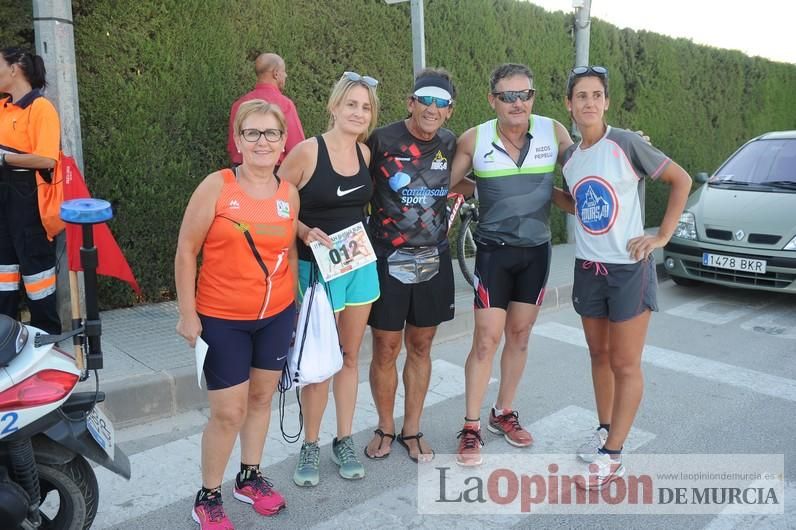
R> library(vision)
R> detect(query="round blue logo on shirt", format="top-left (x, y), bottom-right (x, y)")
top-left (572, 176), bottom-right (618, 235)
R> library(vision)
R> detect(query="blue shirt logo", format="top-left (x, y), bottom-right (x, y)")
top-left (573, 176), bottom-right (618, 234)
top-left (389, 172), bottom-right (411, 191)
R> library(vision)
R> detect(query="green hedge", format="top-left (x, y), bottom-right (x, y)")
top-left (3, 0), bottom-right (795, 307)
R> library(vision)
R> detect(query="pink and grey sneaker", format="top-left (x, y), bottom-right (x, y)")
top-left (233, 472), bottom-right (286, 516)
top-left (192, 490), bottom-right (234, 530)
top-left (456, 423), bottom-right (485, 467)
top-left (488, 409), bottom-right (534, 447)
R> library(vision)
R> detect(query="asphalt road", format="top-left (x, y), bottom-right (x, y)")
top-left (86, 278), bottom-right (795, 529)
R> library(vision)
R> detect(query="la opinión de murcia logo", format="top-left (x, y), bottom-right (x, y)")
top-left (417, 454), bottom-right (784, 515)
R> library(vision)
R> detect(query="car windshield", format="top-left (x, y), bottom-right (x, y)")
top-left (712, 138), bottom-right (796, 185)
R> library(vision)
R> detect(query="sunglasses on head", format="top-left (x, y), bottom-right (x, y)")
top-left (492, 89), bottom-right (535, 103)
top-left (571, 65), bottom-right (608, 77)
top-left (413, 95), bottom-right (453, 108)
top-left (240, 128), bottom-right (284, 143)
top-left (343, 71), bottom-right (379, 88)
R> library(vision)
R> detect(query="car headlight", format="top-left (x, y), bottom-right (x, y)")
top-left (673, 212), bottom-right (697, 240)
top-left (784, 235), bottom-right (796, 251)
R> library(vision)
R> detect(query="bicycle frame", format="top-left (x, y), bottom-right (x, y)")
top-left (447, 192), bottom-right (465, 232)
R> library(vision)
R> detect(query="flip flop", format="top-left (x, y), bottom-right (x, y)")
top-left (397, 432), bottom-right (435, 463)
top-left (364, 428), bottom-right (396, 460)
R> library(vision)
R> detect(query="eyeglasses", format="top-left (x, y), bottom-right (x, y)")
top-left (240, 128), bottom-right (284, 143)
top-left (571, 65), bottom-right (608, 77)
top-left (343, 71), bottom-right (379, 88)
top-left (492, 89), bottom-right (535, 103)
top-left (412, 95), bottom-right (453, 108)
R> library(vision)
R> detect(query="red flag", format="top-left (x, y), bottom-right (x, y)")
top-left (62, 156), bottom-right (142, 295)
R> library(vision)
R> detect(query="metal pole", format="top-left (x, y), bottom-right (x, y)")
top-left (32, 0), bottom-right (84, 170)
top-left (410, 0), bottom-right (426, 75)
top-left (32, 0), bottom-right (84, 329)
top-left (567, 0), bottom-right (592, 243)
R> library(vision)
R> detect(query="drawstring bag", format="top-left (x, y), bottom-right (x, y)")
top-left (278, 264), bottom-right (342, 442)
top-left (288, 265), bottom-right (342, 386)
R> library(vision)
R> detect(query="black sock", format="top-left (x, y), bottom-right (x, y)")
top-left (239, 463), bottom-right (259, 482)
top-left (599, 423), bottom-right (610, 432)
top-left (464, 417), bottom-right (480, 423)
top-left (196, 486), bottom-right (220, 504)
top-left (598, 446), bottom-right (622, 455)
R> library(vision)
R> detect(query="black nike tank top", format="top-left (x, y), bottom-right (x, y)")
top-left (297, 134), bottom-right (373, 261)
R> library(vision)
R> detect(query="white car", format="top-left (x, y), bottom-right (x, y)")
top-left (663, 131), bottom-right (796, 293)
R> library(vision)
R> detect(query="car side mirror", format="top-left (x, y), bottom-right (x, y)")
top-left (695, 172), bottom-right (709, 184)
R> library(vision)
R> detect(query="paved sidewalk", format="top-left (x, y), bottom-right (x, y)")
top-left (82, 240), bottom-right (665, 427)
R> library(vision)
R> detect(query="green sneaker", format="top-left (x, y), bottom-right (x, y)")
top-left (331, 436), bottom-right (365, 480)
top-left (293, 441), bottom-right (320, 487)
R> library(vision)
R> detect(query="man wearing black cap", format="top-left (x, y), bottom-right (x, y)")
top-left (364, 68), bottom-right (457, 462)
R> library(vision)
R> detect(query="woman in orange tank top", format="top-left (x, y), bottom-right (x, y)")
top-left (175, 100), bottom-right (299, 528)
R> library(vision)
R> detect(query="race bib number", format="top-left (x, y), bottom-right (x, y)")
top-left (310, 222), bottom-right (376, 282)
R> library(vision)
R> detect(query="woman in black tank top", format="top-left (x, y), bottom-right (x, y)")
top-left (279, 72), bottom-right (380, 484)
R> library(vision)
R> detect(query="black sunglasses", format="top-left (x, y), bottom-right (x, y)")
top-left (492, 89), bottom-right (535, 103)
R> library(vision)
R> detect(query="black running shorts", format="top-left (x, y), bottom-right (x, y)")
top-left (198, 303), bottom-right (296, 390)
top-left (368, 249), bottom-right (455, 331)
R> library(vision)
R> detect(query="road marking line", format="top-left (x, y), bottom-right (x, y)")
top-left (91, 359), bottom-right (490, 529)
top-left (310, 405), bottom-right (656, 528)
top-left (664, 294), bottom-right (768, 325)
top-left (740, 306), bottom-right (796, 340)
top-left (533, 322), bottom-right (796, 403)
top-left (702, 480), bottom-right (794, 529)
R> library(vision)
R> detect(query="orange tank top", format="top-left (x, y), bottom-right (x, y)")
top-left (196, 169), bottom-right (295, 319)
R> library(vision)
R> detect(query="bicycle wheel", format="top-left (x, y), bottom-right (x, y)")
top-left (456, 212), bottom-right (478, 287)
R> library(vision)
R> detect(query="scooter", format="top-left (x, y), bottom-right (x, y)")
top-left (0, 198), bottom-right (130, 529)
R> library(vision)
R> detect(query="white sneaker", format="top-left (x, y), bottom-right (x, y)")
top-left (580, 451), bottom-right (625, 490)
top-left (577, 427), bottom-right (608, 462)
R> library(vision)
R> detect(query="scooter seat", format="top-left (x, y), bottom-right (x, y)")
top-left (0, 314), bottom-right (25, 367)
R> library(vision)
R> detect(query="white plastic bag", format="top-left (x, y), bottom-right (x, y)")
top-left (286, 276), bottom-right (342, 387)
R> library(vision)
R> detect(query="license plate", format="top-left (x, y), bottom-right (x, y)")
top-left (86, 406), bottom-right (115, 459)
top-left (702, 253), bottom-right (767, 273)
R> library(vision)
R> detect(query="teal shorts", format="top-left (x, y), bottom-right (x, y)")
top-left (298, 259), bottom-right (380, 312)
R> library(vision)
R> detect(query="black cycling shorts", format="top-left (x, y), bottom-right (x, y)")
top-left (473, 242), bottom-right (551, 310)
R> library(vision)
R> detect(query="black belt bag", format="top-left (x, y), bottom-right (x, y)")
top-left (387, 246), bottom-right (440, 284)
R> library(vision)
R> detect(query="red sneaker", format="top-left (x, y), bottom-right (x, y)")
top-left (192, 490), bottom-right (234, 530)
top-left (233, 472), bottom-right (286, 516)
top-left (456, 424), bottom-right (484, 467)
top-left (488, 409), bottom-right (533, 447)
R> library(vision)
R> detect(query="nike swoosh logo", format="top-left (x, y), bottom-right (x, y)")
top-left (276, 355), bottom-right (287, 361)
top-left (337, 185), bottom-right (365, 197)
